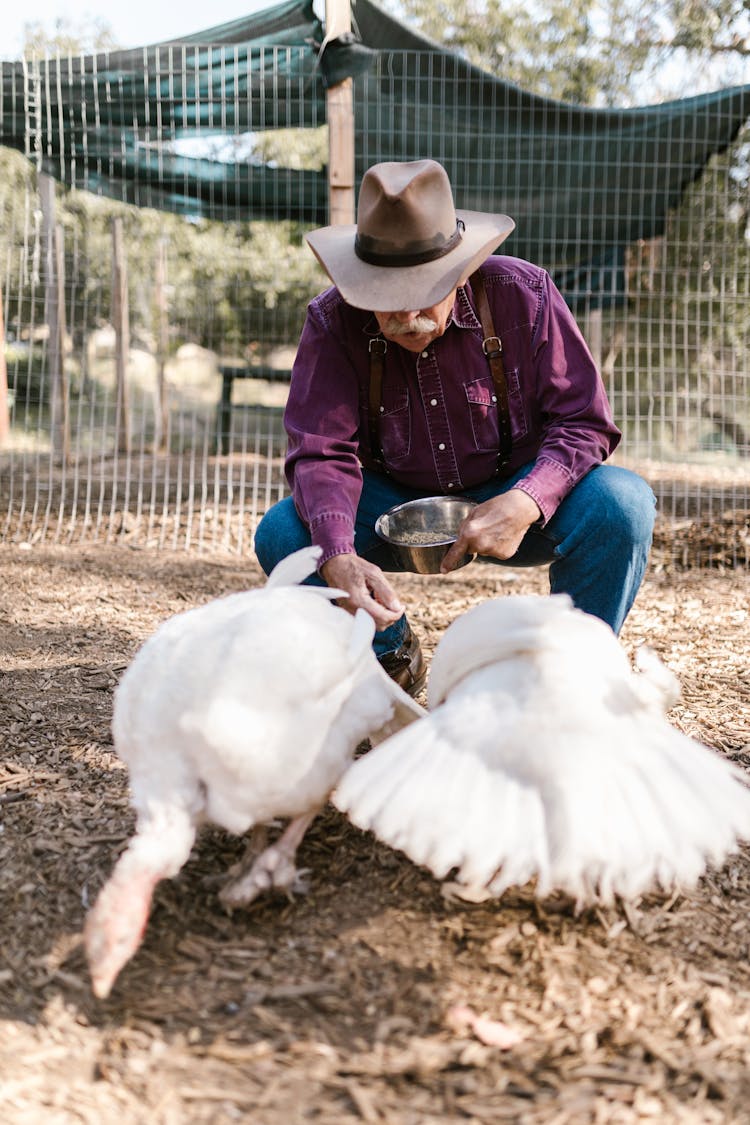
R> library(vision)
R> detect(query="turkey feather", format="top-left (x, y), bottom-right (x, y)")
top-left (334, 594), bottom-right (750, 906)
top-left (85, 546), bottom-right (424, 998)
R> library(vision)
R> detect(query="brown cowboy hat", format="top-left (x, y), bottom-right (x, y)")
top-left (306, 159), bottom-right (515, 311)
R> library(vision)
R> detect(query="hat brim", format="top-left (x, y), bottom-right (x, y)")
top-left (306, 211), bottom-right (516, 311)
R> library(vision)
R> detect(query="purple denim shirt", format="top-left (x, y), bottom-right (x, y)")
top-left (284, 255), bottom-right (621, 566)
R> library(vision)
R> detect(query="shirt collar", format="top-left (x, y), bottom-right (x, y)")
top-left (454, 283), bottom-right (482, 331)
top-left (362, 286), bottom-right (481, 340)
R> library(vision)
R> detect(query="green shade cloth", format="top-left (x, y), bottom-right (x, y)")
top-left (1, 0), bottom-right (747, 299)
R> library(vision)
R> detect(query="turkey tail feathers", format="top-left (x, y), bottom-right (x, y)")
top-left (538, 723), bottom-right (750, 905)
top-left (333, 720), bottom-right (550, 896)
top-left (335, 705), bottom-right (750, 906)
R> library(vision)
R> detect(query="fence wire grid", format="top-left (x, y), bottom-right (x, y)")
top-left (1, 46), bottom-right (749, 568)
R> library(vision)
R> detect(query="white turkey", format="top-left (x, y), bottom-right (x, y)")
top-left (84, 546), bottom-right (424, 998)
top-left (333, 594), bottom-right (750, 907)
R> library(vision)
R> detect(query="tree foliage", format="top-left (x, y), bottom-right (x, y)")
top-left (383, 0), bottom-right (749, 105)
top-left (22, 16), bottom-right (117, 57)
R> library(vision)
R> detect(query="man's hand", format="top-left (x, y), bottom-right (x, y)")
top-left (441, 489), bottom-right (542, 572)
top-left (321, 554), bottom-right (404, 630)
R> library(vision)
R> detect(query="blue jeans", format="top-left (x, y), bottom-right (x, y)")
top-left (254, 463), bottom-right (656, 654)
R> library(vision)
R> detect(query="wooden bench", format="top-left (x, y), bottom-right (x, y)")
top-left (215, 362), bottom-right (292, 454)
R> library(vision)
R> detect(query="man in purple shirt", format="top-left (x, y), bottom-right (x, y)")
top-left (254, 159), bottom-right (655, 694)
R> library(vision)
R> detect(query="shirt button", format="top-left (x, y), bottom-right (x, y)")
top-left (430, 398), bottom-right (438, 406)
top-left (447, 482), bottom-right (454, 489)
top-left (492, 394), bottom-right (497, 402)
top-left (421, 351), bottom-right (429, 358)
top-left (438, 442), bottom-right (446, 450)
top-left (379, 406), bottom-right (385, 413)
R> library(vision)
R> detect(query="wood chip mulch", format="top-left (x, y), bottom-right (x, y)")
top-left (1, 541), bottom-right (750, 1124)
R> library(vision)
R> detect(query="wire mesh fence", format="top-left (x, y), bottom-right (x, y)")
top-left (0, 42), bottom-right (748, 566)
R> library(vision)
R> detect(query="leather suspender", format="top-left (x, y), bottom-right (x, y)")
top-left (468, 267), bottom-right (513, 470)
top-left (367, 266), bottom-right (513, 473)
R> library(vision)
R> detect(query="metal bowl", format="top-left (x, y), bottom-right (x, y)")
top-left (375, 496), bottom-right (477, 574)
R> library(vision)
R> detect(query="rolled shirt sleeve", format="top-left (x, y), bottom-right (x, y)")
top-left (284, 300), bottom-right (364, 565)
top-left (506, 270), bottom-right (620, 523)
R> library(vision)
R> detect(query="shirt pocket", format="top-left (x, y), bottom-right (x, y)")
top-left (465, 371), bottom-right (528, 451)
top-left (378, 386), bottom-right (411, 462)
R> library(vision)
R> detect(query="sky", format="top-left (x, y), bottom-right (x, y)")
top-left (5, 1), bottom-right (748, 95)
top-left (4, 0), bottom-right (322, 58)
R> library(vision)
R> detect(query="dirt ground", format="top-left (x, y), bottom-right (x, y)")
top-left (2, 539), bottom-right (750, 1124)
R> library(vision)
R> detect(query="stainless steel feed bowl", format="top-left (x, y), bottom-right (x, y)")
top-left (375, 496), bottom-right (477, 574)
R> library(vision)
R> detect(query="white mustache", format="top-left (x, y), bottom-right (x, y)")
top-left (380, 315), bottom-right (438, 336)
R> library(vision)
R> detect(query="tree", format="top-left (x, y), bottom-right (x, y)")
top-left (22, 17), bottom-right (118, 57)
top-left (382, 0), bottom-right (749, 106)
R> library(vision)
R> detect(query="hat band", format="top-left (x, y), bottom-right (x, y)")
top-left (354, 219), bottom-right (464, 267)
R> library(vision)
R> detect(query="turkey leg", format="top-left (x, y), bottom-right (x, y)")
top-left (219, 809), bottom-right (319, 908)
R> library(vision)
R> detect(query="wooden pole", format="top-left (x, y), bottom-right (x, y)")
top-left (111, 217), bottom-right (131, 456)
top-left (325, 0), bottom-right (355, 225)
top-left (40, 173), bottom-right (70, 461)
top-left (0, 278), bottom-right (9, 448)
top-left (154, 238), bottom-right (170, 452)
top-left (584, 306), bottom-right (603, 373)
top-left (52, 223), bottom-right (70, 463)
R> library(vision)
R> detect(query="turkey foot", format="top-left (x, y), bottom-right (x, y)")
top-left (203, 823), bottom-right (276, 889)
top-left (219, 810), bottom-right (318, 908)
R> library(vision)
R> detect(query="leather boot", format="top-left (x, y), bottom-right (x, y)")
top-left (378, 625), bottom-right (426, 697)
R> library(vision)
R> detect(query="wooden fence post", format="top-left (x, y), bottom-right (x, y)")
top-left (584, 306), bottom-right (603, 373)
top-left (0, 278), bottom-right (9, 448)
top-left (154, 238), bottom-right (170, 452)
top-left (52, 223), bottom-right (70, 463)
top-left (40, 173), bottom-right (70, 462)
top-left (325, 0), bottom-right (355, 226)
top-left (111, 217), bottom-right (131, 455)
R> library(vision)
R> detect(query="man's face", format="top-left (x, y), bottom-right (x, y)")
top-left (374, 288), bottom-right (458, 353)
